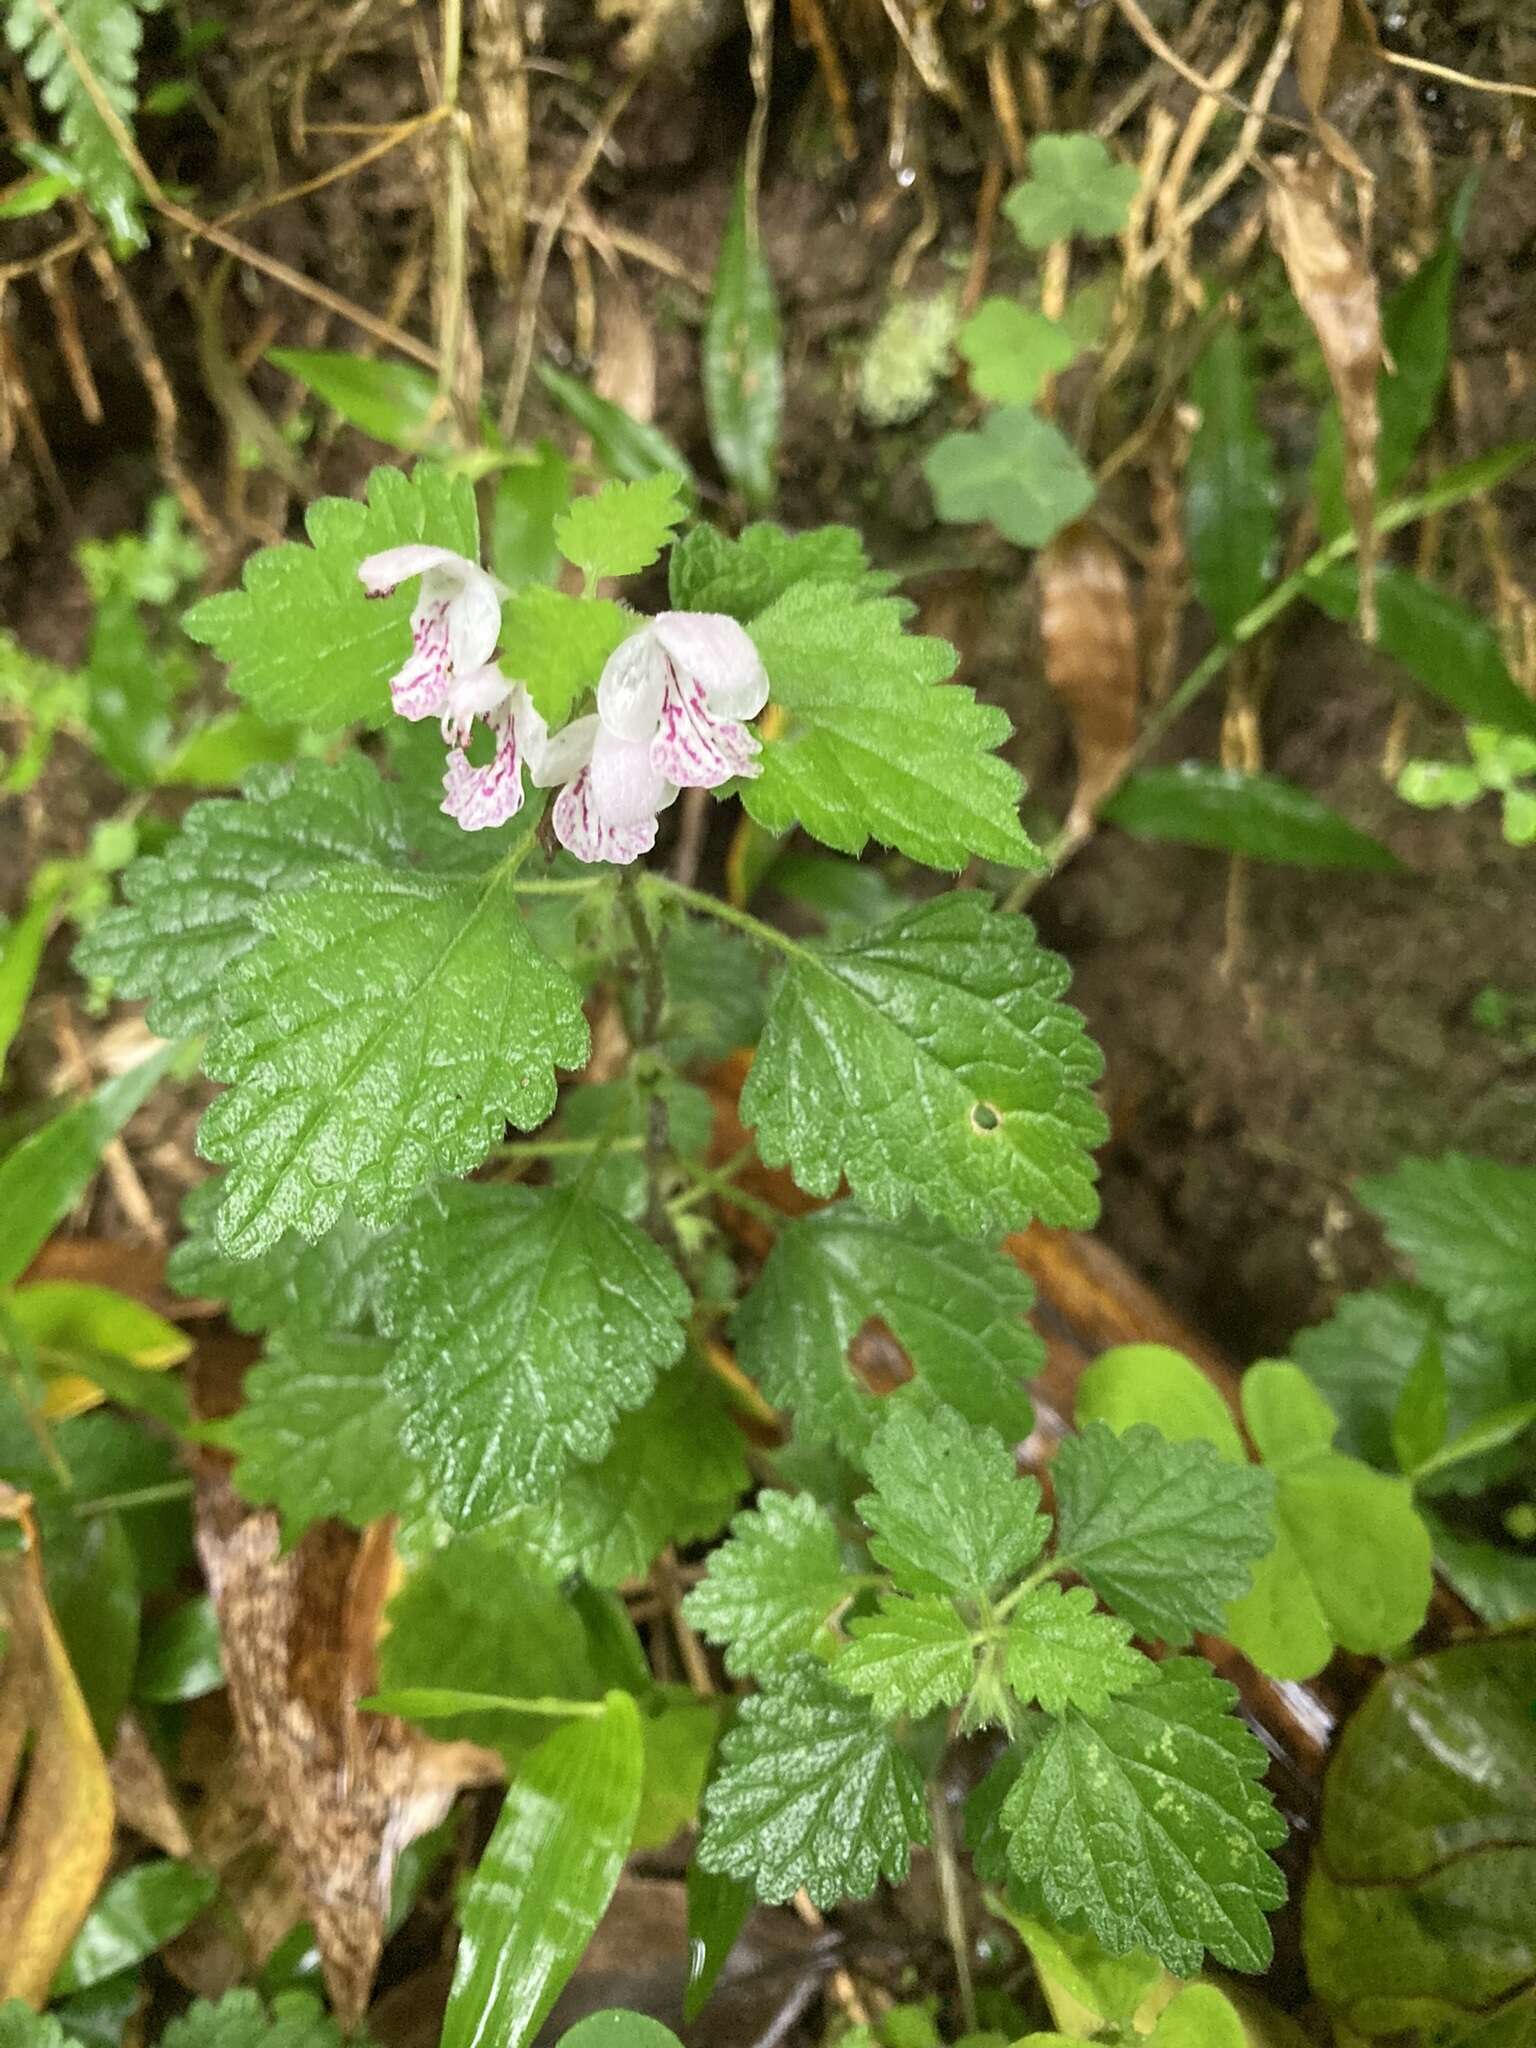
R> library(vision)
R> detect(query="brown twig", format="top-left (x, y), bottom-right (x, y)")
top-left (789, 0), bottom-right (857, 161)
top-left (1380, 46), bottom-right (1536, 100)
top-left (1110, 0), bottom-right (1311, 135)
top-left (496, 71), bottom-right (639, 439)
top-left (210, 109), bottom-right (449, 229)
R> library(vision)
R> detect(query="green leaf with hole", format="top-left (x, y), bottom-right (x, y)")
top-left (703, 173), bottom-right (782, 510)
top-left (741, 894), bottom-right (1106, 1237)
top-left (441, 1692), bottom-right (644, 2048)
top-left (184, 464), bottom-right (479, 731)
top-left (1004, 134), bottom-right (1138, 247)
top-left (1187, 328), bottom-right (1281, 633)
top-left (1103, 765), bottom-right (1402, 871)
top-left (924, 406), bottom-right (1095, 548)
top-left (732, 1203), bottom-right (1041, 1455)
top-left (957, 301), bottom-right (1078, 406)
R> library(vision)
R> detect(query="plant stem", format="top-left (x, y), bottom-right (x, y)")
top-left (621, 870), bottom-right (679, 1250)
top-left (641, 872), bottom-right (807, 959)
top-left (930, 1781), bottom-right (980, 2037)
top-left (671, 1154), bottom-right (782, 1230)
top-left (513, 876), bottom-right (608, 897)
top-left (362, 1687), bottom-right (607, 1721)
top-left (74, 1479), bottom-right (195, 1516)
top-left (496, 1135), bottom-right (646, 1161)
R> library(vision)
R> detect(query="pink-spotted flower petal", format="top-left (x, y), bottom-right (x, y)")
top-left (553, 769), bottom-right (663, 866)
top-left (440, 684), bottom-right (536, 832)
top-left (357, 545), bottom-right (501, 723)
top-left (534, 715), bottom-right (675, 865)
top-left (596, 610), bottom-right (770, 794)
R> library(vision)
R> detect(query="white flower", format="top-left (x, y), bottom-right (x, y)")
top-left (438, 664), bottom-right (546, 833)
top-left (358, 545), bottom-right (503, 722)
top-left (532, 715), bottom-right (678, 865)
top-left (597, 612), bottom-right (769, 791)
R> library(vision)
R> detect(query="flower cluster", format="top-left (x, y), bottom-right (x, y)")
top-left (358, 547), bottom-right (770, 863)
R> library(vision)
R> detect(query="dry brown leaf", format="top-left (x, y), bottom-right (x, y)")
top-left (1038, 523), bottom-right (1141, 835)
top-left (0, 1485), bottom-right (115, 2005)
top-left (1266, 153), bottom-right (1381, 640)
top-left (193, 1470), bottom-right (500, 2025)
top-left (109, 1713), bottom-right (192, 1859)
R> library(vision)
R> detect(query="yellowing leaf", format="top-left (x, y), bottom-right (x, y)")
top-left (6, 1282), bottom-right (191, 1422)
top-left (0, 1485), bottom-right (115, 2004)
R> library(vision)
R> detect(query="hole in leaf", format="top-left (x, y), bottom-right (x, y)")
top-left (970, 1101), bottom-right (1002, 1134)
top-left (847, 1316), bottom-right (914, 1396)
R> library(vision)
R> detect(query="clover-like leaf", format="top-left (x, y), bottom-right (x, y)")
top-left (925, 407), bottom-right (1095, 550)
top-left (184, 464), bottom-right (478, 731)
top-left (554, 473), bottom-right (687, 582)
top-left (958, 301), bottom-right (1078, 406)
top-left (374, 1183), bottom-right (689, 1524)
top-left (743, 582), bottom-right (1039, 869)
top-left (697, 1657), bottom-right (929, 1908)
top-left (832, 1594), bottom-right (975, 1720)
top-left (859, 1401), bottom-right (1048, 1601)
top-left (1003, 1659), bottom-right (1287, 1976)
top-left (683, 1490), bottom-right (853, 1678)
top-left (1004, 134), bottom-right (1139, 248)
top-left (1004, 1583), bottom-right (1152, 1717)
top-left (732, 1203), bottom-right (1041, 1456)
top-left (1051, 1421), bottom-right (1275, 1643)
top-left (199, 863), bottom-right (589, 1256)
top-left (741, 894), bottom-right (1106, 1237)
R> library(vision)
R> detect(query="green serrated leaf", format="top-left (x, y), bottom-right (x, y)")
top-left (1052, 1421), bottom-right (1275, 1642)
top-left (740, 894), bottom-right (1106, 1237)
top-left (1004, 134), bottom-right (1139, 247)
top-left (494, 586), bottom-right (633, 726)
top-left (668, 522), bottom-right (888, 622)
top-left (73, 756), bottom-right (421, 1038)
top-left (1004, 1583), bottom-right (1152, 1717)
top-left (957, 301), bottom-right (1078, 406)
top-left (682, 1490), bottom-right (852, 1678)
top-left (184, 464), bottom-right (478, 731)
top-left (198, 862), bottom-right (588, 1255)
top-left (743, 582), bottom-right (1039, 870)
top-left (555, 474), bottom-right (688, 583)
top-left (1004, 1658), bottom-right (1286, 1975)
top-left (704, 174), bottom-right (782, 510)
top-left (168, 1179), bottom-right (381, 1338)
top-left (1187, 328), bottom-right (1281, 633)
top-left (374, 1183), bottom-right (688, 1523)
top-left (859, 1401), bottom-right (1048, 1600)
top-left (1359, 1153), bottom-right (1536, 1338)
top-left (832, 1594), bottom-right (974, 1719)
top-left (733, 1204), bottom-right (1040, 1455)
top-left (202, 1334), bottom-right (421, 1541)
top-left (1102, 765), bottom-right (1402, 871)
top-left (924, 407), bottom-right (1095, 549)
top-left (698, 1657), bottom-right (929, 1908)
top-left (5, 0), bottom-right (155, 253)
top-left (158, 1991), bottom-right (349, 2048)
top-left (524, 1357), bottom-right (748, 1586)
